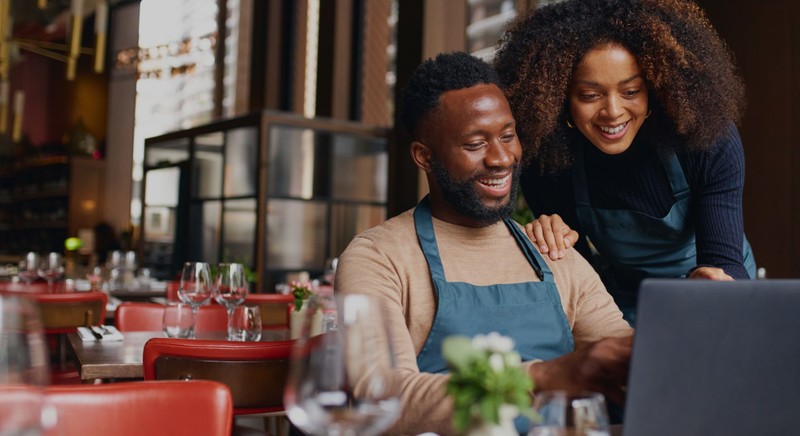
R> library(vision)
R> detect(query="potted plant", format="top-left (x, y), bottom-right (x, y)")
top-left (443, 332), bottom-right (535, 435)
top-left (289, 281), bottom-right (323, 339)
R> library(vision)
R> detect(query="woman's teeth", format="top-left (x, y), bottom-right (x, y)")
top-left (599, 122), bottom-right (627, 134)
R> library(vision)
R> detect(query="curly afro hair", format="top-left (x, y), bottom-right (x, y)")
top-left (493, 0), bottom-right (746, 174)
top-left (399, 51), bottom-right (502, 138)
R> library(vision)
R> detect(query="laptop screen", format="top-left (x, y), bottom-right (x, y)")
top-left (623, 279), bottom-right (800, 436)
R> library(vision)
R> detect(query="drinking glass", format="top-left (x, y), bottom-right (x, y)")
top-left (213, 263), bottom-right (248, 340)
top-left (0, 294), bottom-right (50, 435)
top-left (17, 252), bottom-right (40, 286)
top-left (161, 303), bottom-right (196, 339)
top-left (177, 262), bottom-right (212, 314)
top-left (229, 305), bottom-right (261, 341)
top-left (285, 294), bottom-right (402, 436)
top-left (528, 391), bottom-right (610, 436)
top-left (37, 252), bottom-right (64, 292)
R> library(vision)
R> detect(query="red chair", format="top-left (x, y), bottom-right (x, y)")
top-left (244, 293), bottom-right (293, 328)
top-left (114, 302), bottom-right (228, 332)
top-left (29, 292), bottom-right (108, 384)
top-left (142, 337), bottom-right (294, 415)
top-left (165, 280), bottom-right (181, 302)
top-left (43, 380), bottom-right (233, 436)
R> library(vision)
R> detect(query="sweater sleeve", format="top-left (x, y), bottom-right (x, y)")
top-left (686, 122), bottom-right (751, 278)
top-left (335, 235), bottom-right (456, 435)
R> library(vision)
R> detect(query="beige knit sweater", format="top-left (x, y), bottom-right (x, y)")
top-left (335, 208), bottom-right (632, 435)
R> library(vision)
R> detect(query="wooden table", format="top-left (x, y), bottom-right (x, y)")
top-left (67, 329), bottom-right (291, 381)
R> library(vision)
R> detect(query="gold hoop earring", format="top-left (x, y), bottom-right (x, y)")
top-left (566, 117), bottom-right (575, 129)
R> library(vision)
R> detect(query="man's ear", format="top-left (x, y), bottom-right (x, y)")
top-left (411, 141), bottom-right (433, 173)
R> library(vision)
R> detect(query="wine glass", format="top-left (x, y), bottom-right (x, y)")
top-left (284, 293), bottom-right (402, 436)
top-left (177, 262), bottom-right (212, 316)
top-left (213, 263), bottom-right (248, 340)
top-left (37, 252), bottom-right (64, 292)
top-left (0, 294), bottom-right (51, 435)
top-left (528, 391), bottom-right (610, 436)
top-left (229, 305), bottom-right (261, 341)
top-left (17, 252), bottom-right (40, 286)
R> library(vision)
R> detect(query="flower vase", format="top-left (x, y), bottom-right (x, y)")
top-left (289, 304), bottom-right (323, 339)
top-left (464, 404), bottom-right (519, 436)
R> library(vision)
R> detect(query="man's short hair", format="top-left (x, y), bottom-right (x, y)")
top-left (399, 52), bottom-right (502, 138)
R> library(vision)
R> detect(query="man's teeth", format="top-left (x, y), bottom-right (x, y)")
top-left (599, 122), bottom-right (627, 134)
top-left (479, 175), bottom-right (509, 187)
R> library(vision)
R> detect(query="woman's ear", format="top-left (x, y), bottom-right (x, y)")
top-left (411, 141), bottom-right (433, 173)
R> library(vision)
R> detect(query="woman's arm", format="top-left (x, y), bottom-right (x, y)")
top-left (687, 122), bottom-right (751, 279)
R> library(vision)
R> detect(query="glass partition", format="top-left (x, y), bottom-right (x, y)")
top-left (142, 112), bottom-right (389, 290)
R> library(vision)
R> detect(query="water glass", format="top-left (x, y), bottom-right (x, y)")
top-left (0, 295), bottom-right (50, 435)
top-left (162, 303), bottom-right (196, 339)
top-left (229, 305), bottom-right (261, 341)
top-left (528, 391), bottom-right (610, 436)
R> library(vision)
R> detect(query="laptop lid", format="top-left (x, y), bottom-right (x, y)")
top-left (623, 279), bottom-right (800, 436)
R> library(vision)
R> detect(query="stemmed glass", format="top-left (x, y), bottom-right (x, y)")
top-left (213, 263), bottom-right (248, 340)
top-left (17, 252), bottom-right (40, 287)
top-left (528, 391), bottom-right (610, 436)
top-left (37, 252), bottom-right (64, 292)
top-left (0, 294), bottom-right (51, 435)
top-left (177, 262), bottom-right (212, 319)
top-left (284, 293), bottom-right (402, 436)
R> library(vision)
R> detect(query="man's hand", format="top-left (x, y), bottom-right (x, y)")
top-left (524, 214), bottom-right (579, 260)
top-left (528, 335), bottom-right (633, 405)
top-left (689, 267), bottom-right (733, 281)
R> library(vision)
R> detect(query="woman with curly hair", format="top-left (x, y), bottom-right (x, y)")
top-left (493, 0), bottom-right (756, 322)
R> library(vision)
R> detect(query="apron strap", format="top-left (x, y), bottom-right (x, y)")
top-left (572, 145), bottom-right (591, 207)
top-left (660, 149), bottom-right (691, 201)
top-left (504, 219), bottom-right (550, 282)
top-left (414, 196), bottom-right (447, 282)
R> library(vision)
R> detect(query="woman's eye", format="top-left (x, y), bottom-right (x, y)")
top-left (579, 93), bottom-right (600, 101)
top-left (623, 89), bottom-right (641, 97)
top-left (500, 133), bottom-right (517, 142)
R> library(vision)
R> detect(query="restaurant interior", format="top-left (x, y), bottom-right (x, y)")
top-left (0, 0), bottom-right (798, 435)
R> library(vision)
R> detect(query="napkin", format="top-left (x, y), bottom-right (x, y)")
top-left (77, 325), bottom-right (124, 342)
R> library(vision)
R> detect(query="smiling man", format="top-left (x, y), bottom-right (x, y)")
top-left (335, 52), bottom-right (632, 435)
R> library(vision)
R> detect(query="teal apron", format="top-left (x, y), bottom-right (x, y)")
top-left (572, 145), bottom-right (756, 323)
top-left (413, 197), bottom-right (574, 433)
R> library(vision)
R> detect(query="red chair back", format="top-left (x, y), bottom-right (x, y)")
top-left (142, 337), bottom-right (294, 414)
top-left (31, 292), bottom-right (108, 334)
top-left (114, 302), bottom-right (228, 332)
top-left (165, 280), bottom-right (181, 302)
top-left (44, 380), bottom-right (233, 436)
top-left (244, 293), bottom-right (293, 328)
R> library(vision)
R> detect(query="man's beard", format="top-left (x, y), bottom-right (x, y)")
top-left (431, 160), bottom-right (519, 225)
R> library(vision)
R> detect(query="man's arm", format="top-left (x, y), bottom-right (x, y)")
top-left (335, 235), bottom-right (457, 435)
top-left (528, 335), bottom-right (633, 405)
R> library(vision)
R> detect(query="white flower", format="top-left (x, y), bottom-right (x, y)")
top-left (489, 352), bottom-right (505, 372)
top-left (504, 351), bottom-right (521, 368)
top-left (471, 332), bottom-right (515, 354)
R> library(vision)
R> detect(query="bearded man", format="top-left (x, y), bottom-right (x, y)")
top-left (334, 52), bottom-right (633, 435)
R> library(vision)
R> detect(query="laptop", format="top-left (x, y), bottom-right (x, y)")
top-left (623, 279), bottom-right (800, 436)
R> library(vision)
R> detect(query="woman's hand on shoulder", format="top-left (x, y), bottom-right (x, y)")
top-left (688, 266), bottom-right (734, 281)
top-left (525, 214), bottom-right (579, 260)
